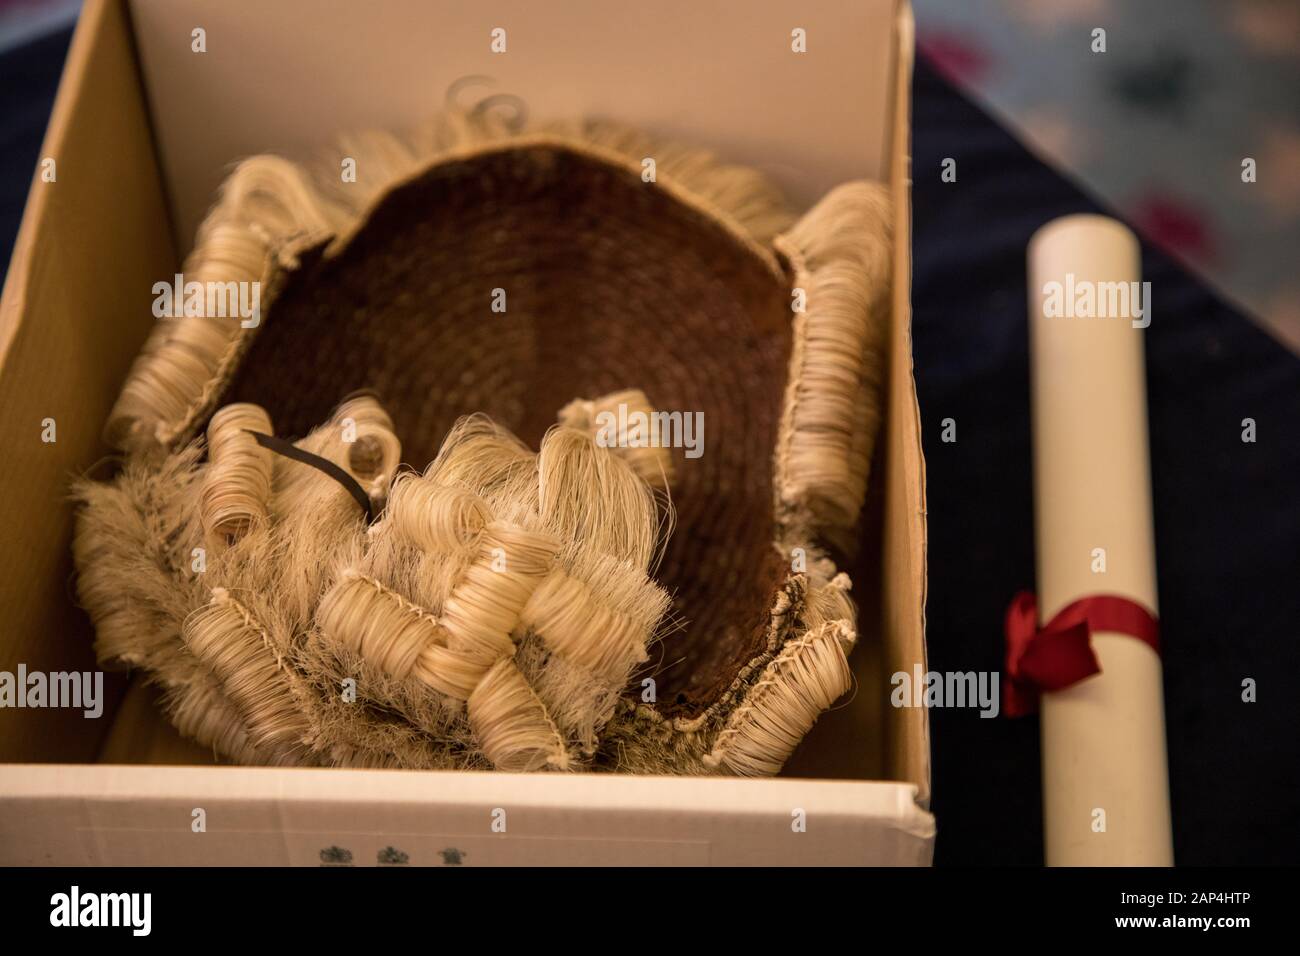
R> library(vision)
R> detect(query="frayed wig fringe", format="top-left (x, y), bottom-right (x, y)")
top-left (73, 105), bottom-right (892, 777)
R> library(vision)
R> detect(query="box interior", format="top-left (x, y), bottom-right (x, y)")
top-left (0, 0), bottom-right (926, 797)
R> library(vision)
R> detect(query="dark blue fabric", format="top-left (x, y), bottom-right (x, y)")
top-left (0, 26), bottom-right (74, 275)
top-left (913, 54), bottom-right (1300, 865)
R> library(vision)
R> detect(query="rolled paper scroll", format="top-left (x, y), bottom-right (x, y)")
top-left (1026, 214), bottom-right (1174, 866)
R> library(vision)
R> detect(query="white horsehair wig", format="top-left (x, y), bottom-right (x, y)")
top-left (72, 103), bottom-right (893, 777)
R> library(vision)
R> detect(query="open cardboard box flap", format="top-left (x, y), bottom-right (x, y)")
top-left (0, 0), bottom-right (930, 865)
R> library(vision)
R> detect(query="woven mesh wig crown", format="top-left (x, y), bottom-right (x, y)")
top-left (73, 108), bottom-right (893, 775)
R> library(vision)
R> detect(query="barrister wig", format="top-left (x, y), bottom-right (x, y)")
top-left (72, 102), bottom-right (893, 776)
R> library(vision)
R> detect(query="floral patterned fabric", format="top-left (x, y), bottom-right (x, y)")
top-left (916, 0), bottom-right (1300, 352)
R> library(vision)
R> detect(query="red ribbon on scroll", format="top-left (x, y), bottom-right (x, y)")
top-left (1003, 591), bottom-right (1160, 718)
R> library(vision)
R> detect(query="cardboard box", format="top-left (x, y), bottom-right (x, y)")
top-left (0, 0), bottom-right (931, 865)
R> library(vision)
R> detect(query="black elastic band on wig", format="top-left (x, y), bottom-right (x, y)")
top-left (245, 430), bottom-right (375, 523)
